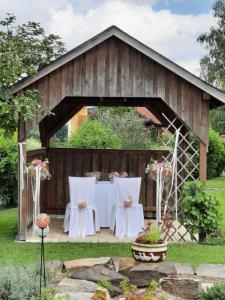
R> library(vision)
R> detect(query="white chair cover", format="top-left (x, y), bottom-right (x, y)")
top-left (110, 177), bottom-right (144, 238)
top-left (63, 177), bottom-right (100, 238)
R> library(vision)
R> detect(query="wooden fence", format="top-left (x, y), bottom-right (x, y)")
top-left (27, 148), bottom-right (169, 219)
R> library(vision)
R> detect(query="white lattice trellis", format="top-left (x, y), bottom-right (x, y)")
top-left (160, 114), bottom-right (199, 241)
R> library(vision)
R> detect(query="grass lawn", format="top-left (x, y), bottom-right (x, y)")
top-left (0, 176), bottom-right (225, 269)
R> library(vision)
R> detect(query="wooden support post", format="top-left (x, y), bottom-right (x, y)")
top-left (199, 140), bottom-right (207, 181)
top-left (18, 121), bottom-right (28, 241)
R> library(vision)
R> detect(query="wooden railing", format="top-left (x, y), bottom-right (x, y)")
top-left (27, 148), bottom-right (169, 217)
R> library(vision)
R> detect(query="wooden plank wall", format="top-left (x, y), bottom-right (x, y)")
top-left (26, 36), bottom-right (207, 144)
top-left (27, 148), bottom-right (169, 217)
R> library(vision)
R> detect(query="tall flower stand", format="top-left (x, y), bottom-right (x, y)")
top-left (35, 214), bottom-right (50, 296)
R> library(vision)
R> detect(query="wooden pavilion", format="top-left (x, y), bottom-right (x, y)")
top-left (12, 26), bottom-right (225, 241)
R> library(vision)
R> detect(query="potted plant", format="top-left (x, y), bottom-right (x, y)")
top-left (131, 220), bottom-right (171, 263)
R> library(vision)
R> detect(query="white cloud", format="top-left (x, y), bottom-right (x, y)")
top-left (0, 0), bottom-right (215, 76)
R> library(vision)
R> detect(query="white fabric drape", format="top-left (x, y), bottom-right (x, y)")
top-left (110, 177), bottom-right (144, 238)
top-left (64, 177), bottom-right (99, 238)
top-left (18, 142), bottom-right (27, 191)
top-left (94, 182), bottom-right (115, 227)
top-left (31, 166), bottom-right (41, 231)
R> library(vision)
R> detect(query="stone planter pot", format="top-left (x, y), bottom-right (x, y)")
top-left (131, 242), bottom-right (168, 263)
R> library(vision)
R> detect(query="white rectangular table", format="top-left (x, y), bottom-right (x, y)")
top-left (94, 181), bottom-right (116, 227)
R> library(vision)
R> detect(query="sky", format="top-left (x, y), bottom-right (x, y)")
top-left (0, 0), bottom-right (216, 76)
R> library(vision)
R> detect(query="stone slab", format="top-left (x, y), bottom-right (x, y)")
top-left (121, 262), bottom-right (194, 287)
top-left (161, 275), bottom-right (223, 300)
top-left (196, 264), bottom-right (225, 279)
top-left (58, 278), bottom-right (98, 293)
top-left (69, 265), bottom-right (128, 287)
top-left (64, 257), bottom-right (111, 271)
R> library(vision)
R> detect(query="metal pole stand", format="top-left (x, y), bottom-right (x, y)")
top-left (39, 228), bottom-right (46, 296)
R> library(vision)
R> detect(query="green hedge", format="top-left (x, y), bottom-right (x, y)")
top-left (0, 131), bottom-right (18, 208)
top-left (207, 130), bottom-right (225, 179)
top-left (189, 130), bottom-right (225, 179)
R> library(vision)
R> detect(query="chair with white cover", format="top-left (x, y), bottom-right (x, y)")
top-left (110, 177), bottom-right (144, 238)
top-left (63, 177), bottom-right (100, 238)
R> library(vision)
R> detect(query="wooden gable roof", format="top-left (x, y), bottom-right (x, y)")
top-left (14, 26), bottom-right (225, 145)
top-left (12, 25), bottom-right (225, 107)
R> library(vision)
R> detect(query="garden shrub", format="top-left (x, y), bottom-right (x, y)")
top-left (179, 181), bottom-right (220, 242)
top-left (207, 129), bottom-right (225, 179)
top-left (188, 130), bottom-right (225, 179)
top-left (68, 120), bottom-right (122, 149)
top-left (0, 130), bottom-right (18, 208)
top-left (199, 282), bottom-right (225, 300)
top-left (0, 264), bottom-right (52, 300)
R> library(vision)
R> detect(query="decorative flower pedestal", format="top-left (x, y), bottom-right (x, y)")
top-left (131, 242), bottom-right (168, 263)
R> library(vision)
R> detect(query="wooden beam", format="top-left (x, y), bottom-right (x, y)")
top-left (199, 140), bottom-right (207, 181)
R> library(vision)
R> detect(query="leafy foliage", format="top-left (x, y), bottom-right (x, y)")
top-left (0, 130), bottom-right (17, 208)
top-left (179, 181), bottom-right (220, 242)
top-left (207, 130), bottom-right (225, 178)
top-left (197, 0), bottom-right (225, 86)
top-left (0, 264), bottom-right (52, 300)
top-left (68, 120), bottom-right (122, 149)
top-left (210, 106), bottom-right (225, 134)
top-left (94, 107), bottom-right (150, 149)
top-left (197, 0), bottom-right (225, 133)
top-left (188, 130), bottom-right (225, 179)
top-left (0, 13), bottom-right (65, 134)
top-left (199, 282), bottom-right (225, 300)
top-left (51, 125), bottom-right (68, 147)
top-left (145, 224), bottom-right (161, 244)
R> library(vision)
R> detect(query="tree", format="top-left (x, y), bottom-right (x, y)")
top-left (197, 0), bottom-right (225, 133)
top-left (0, 13), bottom-right (65, 135)
top-left (68, 120), bottom-right (122, 149)
top-left (94, 107), bottom-right (150, 149)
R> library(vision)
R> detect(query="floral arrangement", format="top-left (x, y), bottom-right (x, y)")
top-left (79, 201), bottom-right (87, 209)
top-left (145, 161), bottom-right (172, 182)
top-left (108, 171), bottom-right (120, 180)
top-left (28, 158), bottom-right (51, 180)
top-left (124, 195), bottom-right (133, 208)
top-left (85, 171), bottom-right (102, 180)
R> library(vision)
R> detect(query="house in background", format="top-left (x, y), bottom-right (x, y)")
top-left (68, 106), bottom-right (93, 136)
top-left (135, 107), bottom-right (163, 141)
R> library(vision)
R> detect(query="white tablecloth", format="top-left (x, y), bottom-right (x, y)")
top-left (94, 181), bottom-right (116, 227)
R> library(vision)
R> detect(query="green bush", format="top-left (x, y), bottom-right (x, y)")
top-left (68, 120), bottom-right (122, 149)
top-left (0, 131), bottom-right (18, 208)
top-left (0, 264), bottom-right (52, 300)
top-left (179, 181), bottom-right (220, 242)
top-left (199, 282), bottom-right (225, 300)
top-left (207, 130), bottom-right (225, 179)
top-left (188, 130), bottom-right (225, 179)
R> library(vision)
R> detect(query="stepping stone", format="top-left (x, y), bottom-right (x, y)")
top-left (57, 278), bottom-right (98, 293)
top-left (161, 274), bottom-right (222, 300)
top-left (121, 262), bottom-right (194, 287)
top-left (54, 292), bottom-right (97, 300)
top-left (196, 264), bottom-right (225, 279)
top-left (69, 265), bottom-right (128, 287)
top-left (64, 257), bottom-right (111, 271)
